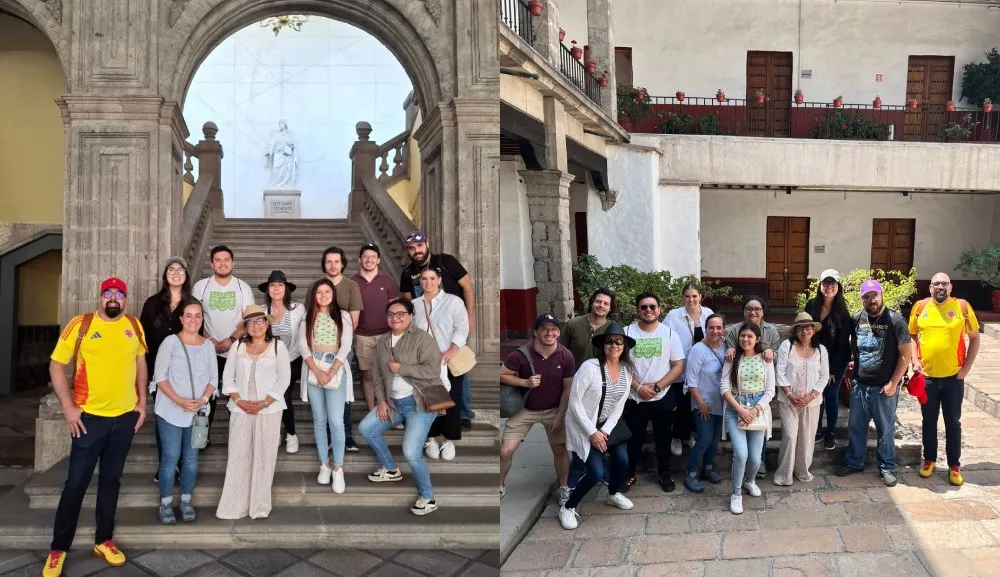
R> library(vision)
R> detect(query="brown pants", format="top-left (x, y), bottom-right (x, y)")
top-left (773, 402), bottom-right (822, 486)
top-left (215, 411), bottom-right (282, 520)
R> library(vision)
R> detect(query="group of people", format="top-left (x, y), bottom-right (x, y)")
top-left (40, 229), bottom-right (478, 577)
top-left (500, 270), bottom-right (979, 529)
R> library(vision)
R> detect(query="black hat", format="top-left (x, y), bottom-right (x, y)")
top-left (591, 321), bottom-right (636, 350)
top-left (258, 270), bottom-right (296, 294)
top-left (359, 243), bottom-right (380, 258)
top-left (534, 313), bottom-right (560, 330)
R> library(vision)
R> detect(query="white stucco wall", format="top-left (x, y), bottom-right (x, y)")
top-left (560, 0), bottom-right (1000, 106)
top-left (700, 188), bottom-right (995, 280)
top-left (184, 17), bottom-right (412, 218)
top-left (500, 158), bottom-right (535, 290)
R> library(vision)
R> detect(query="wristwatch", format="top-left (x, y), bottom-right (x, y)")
top-left (651, 384), bottom-right (662, 394)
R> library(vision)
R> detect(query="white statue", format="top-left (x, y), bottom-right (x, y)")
top-left (265, 119), bottom-right (297, 188)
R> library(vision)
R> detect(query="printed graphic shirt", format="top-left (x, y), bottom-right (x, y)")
top-left (192, 276), bottom-right (256, 358)
top-left (852, 308), bottom-right (911, 387)
top-left (400, 253), bottom-right (468, 302)
top-left (624, 322), bottom-right (685, 403)
top-left (909, 298), bottom-right (980, 378)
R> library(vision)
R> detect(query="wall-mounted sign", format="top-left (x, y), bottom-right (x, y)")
top-left (815, 245), bottom-right (826, 254)
top-left (801, 69), bottom-right (812, 79)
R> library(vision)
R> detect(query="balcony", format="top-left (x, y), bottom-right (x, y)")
top-left (618, 92), bottom-right (1000, 144)
top-left (499, 0), bottom-right (534, 45)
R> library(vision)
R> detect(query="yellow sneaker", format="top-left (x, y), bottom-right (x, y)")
top-left (918, 460), bottom-right (935, 478)
top-left (93, 540), bottom-right (126, 567)
top-left (950, 467), bottom-right (964, 487)
top-left (41, 551), bottom-right (65, 577)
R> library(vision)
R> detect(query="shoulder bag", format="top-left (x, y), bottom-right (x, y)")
top-left (179, 338), bottom-right (210, 450)
top-left (423, 298), bottom-right (477, 376)
top-left (500, 345), bottom-right (534, 418)
top-left (596, 361), bottom-right (632, 446)
top-left (392, 331), bottom-right (455, 412)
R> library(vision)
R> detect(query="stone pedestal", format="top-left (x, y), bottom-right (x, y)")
top-left (263, 189), bottom-right (301, 219)
top-left (34, 393), bottom-right (70, 473)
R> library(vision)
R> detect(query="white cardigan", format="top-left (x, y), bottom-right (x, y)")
top-left (775, 340), bottom-right (829, 407)
top-left (413, 291), bottom-right (469, 351)
top-left (222, 339), bottom-right (290, 415)
top-left (566, 359), bottom-right (632, 463)
top-left (296, 310), bottom-right (355, 403)
top-left (268, 301), bottom-right (306, 361)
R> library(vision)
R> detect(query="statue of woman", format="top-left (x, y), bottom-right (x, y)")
top-left (265, 120), bottom-right (297, 188)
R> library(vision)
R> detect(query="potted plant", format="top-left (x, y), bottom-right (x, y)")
top-left (570, 40), bottom-right (582, 60)
top-left (908, 98), bottom-right (919, 110)
top-left (586, 59), bottom-right (597, 74)
top-left (794, 88), bottom-right (804, 105)
top-left (716, 88), bottom-right (726, 103)
top-left (946, 100), bottom-right (956, 112)
top-left (956, 244), bottom-right (1000, 312)
top-left (675, 90), bottom-right (685, 102)
top-left (833, 95), bottom-right (843, 108)
top-left (985, 98), bottom-right (994, 113)
top-left (559, 27), bottom-right (565, 41)
top-left (599, 71), bottom-right (609, 87)
top-left (528, 0), bottom-right (543, 17)
top-left (873, 95), bottom-right (882, 109)
top-left (617, 84), bottom-right (654, 131)
top-left (754, 89), bottom-right (765, 104)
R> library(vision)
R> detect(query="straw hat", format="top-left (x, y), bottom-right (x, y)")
top-left (790, 312), bottom-right (821, 331)
top-left (241, 304), bottom-right (276, 325)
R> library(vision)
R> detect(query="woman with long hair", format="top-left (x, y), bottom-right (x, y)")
top-left (721, 322), bottom-right (775, 515)
top-left (559, 322), bottom-right (637, 530)
top-left (774, 313), bottom-right (829, 486)
top-left (297, 279), bottom-right (354, 494)
top-left (140, 256), bottom-right (193, 483)
top-left (681, 313), bottom-right (726, 493)
top-left (804, 270), bottom-right (854, 450)
top-left (259, 270), bottom-right (306, 454)
top-left (665, 282), bottom-right (715, 457)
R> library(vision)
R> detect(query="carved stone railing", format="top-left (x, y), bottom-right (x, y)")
top-left (181, 121), bottom-right (224, 279)
top-left (376, 130), bottom-right (410, 189)
top-left (349, 121), bottom-right (415, 281)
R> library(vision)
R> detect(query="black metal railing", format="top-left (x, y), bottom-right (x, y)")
top-left (616, 94), bottom-right (1000, 143)
top-left (500, 0), bottom-right (534, 45)
top-left (559, 43), bottom-right (602, 105)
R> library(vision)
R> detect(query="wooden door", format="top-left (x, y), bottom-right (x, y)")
top-left (615, 47), bottom-right (633, 87)
top-left (871, 219), bottom-right (915, 273)
top-left (904, 56), bottom-right (954, 141)
top-left (746, 52), bottom-right (793, 137)
top-left (765, 216), bottom-right (810, 306)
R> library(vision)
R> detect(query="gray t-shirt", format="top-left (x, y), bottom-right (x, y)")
top-left (852, 308), bottom-right (911, 387)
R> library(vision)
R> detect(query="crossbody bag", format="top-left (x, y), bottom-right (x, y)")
top-left (179, 339), bottom-right (210, 450)
top-left (596, 361), bottom-right (633, 447)
top-left (422, 298), bottom-right (477, 376)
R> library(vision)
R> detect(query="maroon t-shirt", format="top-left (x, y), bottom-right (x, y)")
top-left (352, 271), bottom-right (399, 336)
top-left (503, 343), bottom-right (576, 411)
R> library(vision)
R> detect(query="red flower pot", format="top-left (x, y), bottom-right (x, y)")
top-left (755, 95), bottom-right (765, 104)
top-left (675, 91), bottom-right (685, 102)
top-left (559, 28), bottom-right (565, 41)
top-left (528, 0), bottom-right (543, 17)
top-left (908, 100), bottom-right (919, 110)
top-left (873, 97), bottom-right (882, 109)
top-left (587, 62), bottom-right (597, 74)
top-left (599, 76), bottom-right (608, 87)
top-left (570, 41), bottom-right (582, 60)
top-left (635, 90), bottom-right (646, 102)
top-left (946, 101), bottom-right (956, 112)
top-left (794, 94), bottom-right (804, 105)
top-left (716, 93), bottom-right (726, 103)
top-left (833, 98), bottom-right (843, 108)
top-left (985, 103), bottom-right (994, 113)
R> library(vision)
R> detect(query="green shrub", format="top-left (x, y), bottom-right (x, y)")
top-left (617, 84), bottom-right (654, 121)
top-left (939, 113), bottom-right (979, 142)
top-left (657, 111), bottom-right (726, 135)
top-left (795, 267), bottom-right (918, 315)
top-left (955, 244), bottom-right (1000, 288)
top-left (573, 254), bottom-right (733, 325)
top-left (810, 110), bottom-right (892, 140)
top-left (961, 47), bottom-right (1000, 107)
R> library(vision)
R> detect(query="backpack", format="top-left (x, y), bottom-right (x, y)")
top-left (912, 298), bottom-right (972, 333)
top-left (500, 345), bottom-right (536, 418)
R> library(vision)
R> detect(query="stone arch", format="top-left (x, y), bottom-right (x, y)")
top-left (0, 0), bottom-right (69, 87)
top-left (166, 0), bottom-right (443, 119)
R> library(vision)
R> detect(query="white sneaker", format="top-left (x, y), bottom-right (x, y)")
top-left (671, 438), bottom-right (683, 456)
top-left (743, 481), bottom-right (762, 497)
top-left (331, 469), bottom-right (346, 494)
top-left (411, 496), bottom-right (438, 515)
top-left (440, 441), bottom-right (456, 461)
top-left (687, 438), bottom-right (696, 449)
top-left (317, 464), bottom-right (332, 485)
top-left (606, 492), bottom-right (633, 510)
top-left (285, 434), bottom-right (299, 454)
top-left (558, 485), bottom-right (571, 507)
top-left (424, 440), bottom-right (441, 459)
top-left (730, 494), bottom-right (744, 515)
top-left (367, 467), bottom-right (402, 483)
top-left (394, 423), bottom-right (404, 430)
top-left (558, 506), bottom-right (579, 530)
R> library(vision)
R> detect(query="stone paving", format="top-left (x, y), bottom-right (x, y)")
top-left (502, 396), bottom-right (1000, 577)
top-left (0, 548), bottom-right (500, 576)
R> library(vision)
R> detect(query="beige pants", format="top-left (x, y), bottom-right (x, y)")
top-left (773, 402), bottom-right (822, 486)
top-left (215, 411), bottom-right (283, 520)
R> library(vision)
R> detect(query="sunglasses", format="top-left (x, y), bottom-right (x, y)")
top-left (102, 290), bottom-right (125, 300)
top-left (638, 304), bottom-right (658, 311)
top-left (244, 317), bottom-right (268, 327)
top-left (604, 337), bottom-right (625, 346)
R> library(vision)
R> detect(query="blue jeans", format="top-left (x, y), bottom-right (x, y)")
top-left (307, 352), bottom-right (349, 466)
top-left (569, 452), bottom-right (609, 489)
top-left (845, 380), bottom-right (899, 473)
top-left (460, 374), bottom-right (475, 421)
top-left (688, 410), bottom-right (723, 476)
top-left (359, 395), bottom-right (438, 500)
top-left (565, 442), bottom-right (628, 509)
top-left (725, 392), bottom-right (766, 495)
top-left (157, 416), bottom-right (199, 500)
top-left (817, 364), bottom-right (849, 437)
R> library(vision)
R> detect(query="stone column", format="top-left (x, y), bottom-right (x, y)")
top-left (588, 0), bottom-right (617, 117)
top-left (195, 121), bottom-right (224, 222)
top-left (520, 170), bottom-right (575, 319)
top-left (532, 0), bottom-right (563, 66)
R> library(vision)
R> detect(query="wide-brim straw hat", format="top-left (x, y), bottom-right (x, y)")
top-left (242, 304), bottom-right (276, 325)
top-left (591, 321), bottom-right (637, 349)
top-left (791, 312), bottom-right (822, 331)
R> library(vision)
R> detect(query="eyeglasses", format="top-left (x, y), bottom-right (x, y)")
top-left (744, 307), bottom-right (763, 313)
top-left (244, 317), bottom-right (267, 327)
top-left (604, 338), bottom-right (625, 346)
top-left (861, 294), bottom-right (880, 301)
top-left (930, 282), bottom-right (950, 287)
top-left (102, 290), bottom-right (125, 300)
top-left (166, 267), bottom-right (186, 275)
top-left (386, 311), bottom-right (409, 320)
top-left (638, 304), bottom-right (658, 311)
top-left (821, 280), bottom-right (838, 287)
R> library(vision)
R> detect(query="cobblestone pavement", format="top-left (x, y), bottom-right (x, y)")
top-left (502, 396), bottom-right (1000, 577)
top-left (0, 548), bottom-right (499, 576)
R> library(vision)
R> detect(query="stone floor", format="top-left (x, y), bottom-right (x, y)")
top-left (0, 386), bottom-right (45, 468)
top-left (502, 397), bottom-right (1000, 576)
top-left (0, 548), bottom-right (500, 576)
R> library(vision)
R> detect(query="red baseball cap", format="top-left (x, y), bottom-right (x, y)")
top-left (100, 277), bottom-right (128, 296)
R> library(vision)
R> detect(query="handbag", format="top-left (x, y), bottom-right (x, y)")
top-left (179, 339), bottom-right (210, 450)
top-left (391, 330), bottom-right (455, 412)
top-left (423, 298), bottom-right (477, 376)
top-left (500, 345), bottom-right (534, 418)
top-left (307, 354), bottom-right (347, 390)
top-left (596, 361), bottom-right (632, 447)
top-left (737, 399), bottom-right (771, 432)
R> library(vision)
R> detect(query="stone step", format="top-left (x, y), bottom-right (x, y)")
top-left (121, 444), bottom-right (499, 475)
top-left (639, 409), bottom-right (855, 445)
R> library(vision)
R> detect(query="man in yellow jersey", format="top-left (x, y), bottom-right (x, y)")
top-left (42, 277), bottom-right (148, 577)
top-left (909, 272), bottom-right (980, 487)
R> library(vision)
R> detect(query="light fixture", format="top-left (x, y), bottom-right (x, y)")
top-left (260, 15), bottom-right (309, 36)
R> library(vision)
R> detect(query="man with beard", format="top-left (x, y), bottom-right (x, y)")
top-left (836, 280), bottom-right (911, 487)
top-left (560, 288), bottom-right (613, 369)
top-left (42, 278), bottom-right (148, 577)
top-left (351, 243), bottom-right (399, 412)
top-left (192, 245), bottom-right (255, 443)
top-left (400, 229), bottom-right (477, 429)
top-left (623, 292), bottom-right (686, 493)
top-left (322, 246), bottom-right (365, 451)
top-left (910, 272), bottom-right (979, 486)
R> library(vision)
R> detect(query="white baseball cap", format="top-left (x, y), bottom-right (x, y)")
top-left (819, 269), bottom-right (841, 283)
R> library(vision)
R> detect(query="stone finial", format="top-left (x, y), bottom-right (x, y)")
top-left (356, 122), bottom-right (373, 141)
top-left (202, 121), bottom-right (218, 140)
